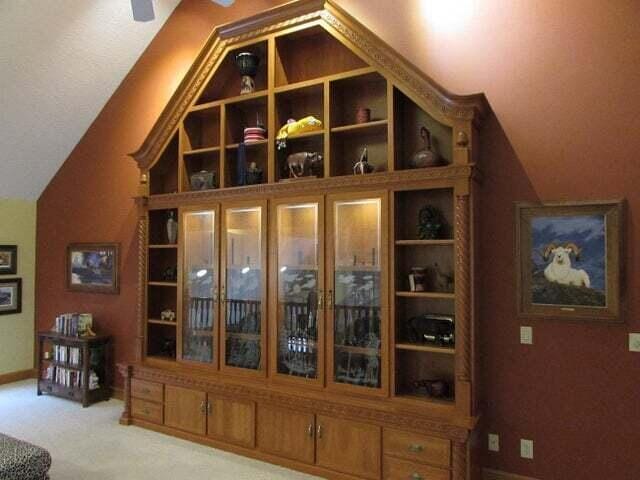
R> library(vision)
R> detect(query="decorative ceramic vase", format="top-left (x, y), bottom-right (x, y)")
top-left (410, 126), bottom-right (440, 168)
top-left (235, 52), bottom-right (260, 95)
top-left (356, 107), bottom-right (371, 124)
top-left (353, 146), bottom-right (374, 175)
top-left (166, 211), bottom-right (178, 244)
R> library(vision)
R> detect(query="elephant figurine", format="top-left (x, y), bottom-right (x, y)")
top-left (286, 151), bottom-right (323, 178)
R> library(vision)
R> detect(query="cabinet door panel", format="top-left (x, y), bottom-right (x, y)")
top-left (164, 385), bottom-right (206, 435)
top-left (221, 204), bottom-right (266, 374)
top-left (257, 405), bottom-right (315, 464)
top-left (207, 396), bottom-right (255, 448)
top-left (270, 197), bottom-right (325, 386)
top-left (181, 208), bottom-right (218, 366)
top-left (328, 193), bottom-right (388, 394)
top-left (316, 415), bottom-right (381, 479)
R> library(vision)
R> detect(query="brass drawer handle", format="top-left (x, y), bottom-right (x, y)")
top-left (408, 444), bottom-right (424, 453)
top-left (411, 473), bottom-right (423, 480)
top-left (207, 401), bottom-right (212, 415)
top-left (307, 424), bottom-right (314, 438)
top-left (317, 424), bottom-right (323, 439)
top-left (199, 401), bottom-right (206, 414)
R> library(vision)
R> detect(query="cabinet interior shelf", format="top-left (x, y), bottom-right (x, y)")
top-left (226, 139), bottom-right (268, 150)
top-left (396, 394), bottom-right (455, 405)
top-left (184, 146), bottom-right (221, 155)
top-left (273, 66), bottom-right (375, 94)
top-left (284, 130), bottom-right (325, 141)
top-left (395, 343), bottom-right (455, 355)
top-left (395, 291), bottom-right (455, 300)
top-left (395, 239), bottom-right (454, 246)
top-left (330, 119), bottom-right (388, 134)
top-left (191, 90), bottom-right (268, 111)
top-left (148, 244), bottom-right (178, 249)
top-left (148, 281), bottom-right (178, 287)
top-left (148, 319), bottom-right (177, 326)
top-left (334, 345), bottom-right (379, 355)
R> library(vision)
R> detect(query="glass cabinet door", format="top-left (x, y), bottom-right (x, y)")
top-left (273, 201), bottom-right (323, 382)
top-left (330, 197), bottom-right (384, 390)
top-left (181, 209), bottom-right (217, 365)
top-left (222, 205), bottom-right (264, 372)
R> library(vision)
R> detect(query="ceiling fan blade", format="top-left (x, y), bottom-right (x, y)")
top-left (131, 0), bottom-right (155, 22)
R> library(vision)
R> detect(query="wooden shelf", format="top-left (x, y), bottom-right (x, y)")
top-left (148, 281), bottom-right (178, 287)
top-left (148, 244), bottom-right (178, 249)
top-left (184, 146), bottom-right (221, 156)
top-left (396, 291), bottom-right (455, 300)
top-left (191, 90), bottom-right (268, 111)
top-left (395, 393), bottom-right (455, 405)
top-left (330, 119), bottom-right (388, 134)
top-left (225, 332), bottom-right (261, 340)
top-left (273, 66), bottom-right (376, 95)
top-left (285, 130), bottom-right (324, 141)
top-left (225, 139), bottom-right (268, 150)
top-left (334, 345), bottom-right (380, 356)
top-left (185, 330), bottom-right (214, 337)
top-left (335, 265), bottom-right (380, 272)
top-left (145, 355), bottom-right (177, 365)
top-left (395, 343), bottom-right (455, 355)
top-left (148, 319), bottom-right (178, 327)
top-left (395, 239), bottom-right (454, 246)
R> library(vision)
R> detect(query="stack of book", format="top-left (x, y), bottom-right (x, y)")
top-left (53, 313), bottom-right (93, 336)
top-left (53, 345), bottom-right (81, 366)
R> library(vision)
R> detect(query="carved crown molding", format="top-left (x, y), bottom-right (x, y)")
top-left (130, 0), bottom-right (487, 171)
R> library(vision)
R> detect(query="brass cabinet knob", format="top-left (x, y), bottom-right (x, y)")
top-left (199, 401), bottom-right (206, 414)
top-left (408, 444), bottom-right (424, 453)
top-left (207, 401), bottom-right (212, 415)
top-left (317, 424), bottom-right (323, 439)
top-left (307, 423), bottom-right (314, 438)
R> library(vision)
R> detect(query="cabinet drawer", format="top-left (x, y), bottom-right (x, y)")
top-left (383, 429), bottom-right (450, 468)
top-left (131, 379), bottom-right (163, 403)
top-left (132, 398), bottom-right (163, 424)
top-left (383, 456), bottom-right (450, 480)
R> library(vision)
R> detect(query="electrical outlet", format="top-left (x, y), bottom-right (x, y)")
top-left (520, 439), bottom-right (534, 459)
top-left (629, 333), bottom-right (640, 352)
top-left (488, 433), bottom-right (500, 452)
top-left (520, 326), bottom-right (533, 345)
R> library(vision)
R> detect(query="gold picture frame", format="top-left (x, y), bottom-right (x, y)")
top-left (67, 243), bottom-right (120, 294)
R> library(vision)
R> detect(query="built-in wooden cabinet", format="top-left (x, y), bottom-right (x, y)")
top-left (123, 2), bottom-right (486, 479)
top-left (257, 406), bottom-right (316, 464)
top-left (164, 385), bottom-right (207, 435)
top-left (207, 396), bottom-right (256, 448)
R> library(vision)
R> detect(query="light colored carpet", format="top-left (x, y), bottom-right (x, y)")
top-left (0, 380), bottom-right (320, 480)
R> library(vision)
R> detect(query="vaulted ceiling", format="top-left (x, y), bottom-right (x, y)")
top-left (0, 0), bottom-right (181, 200)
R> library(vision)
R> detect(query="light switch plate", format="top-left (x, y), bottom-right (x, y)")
top-left (520, 439), bottom-right (534, 459)
top-left (520, 326), bottom-right (533, 345)
top-left (629, 333), bottom-right (640, 352)
top-left (488, 433), bottom-right (500, 452)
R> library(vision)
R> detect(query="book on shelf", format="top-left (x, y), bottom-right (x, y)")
top-left (53, 345), bottom-right (82, 366)
top-left (53, 313), bottom-right (93, 337)
top-left (43, 366), bottom-right (100, 390)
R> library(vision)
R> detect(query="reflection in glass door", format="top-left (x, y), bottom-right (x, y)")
top-left (182, 210), bottom-right (216, 364)
top-left (223, 206), bottom-right (263, 371)
top-left (275, 202), bottom-right (321, 379)
top-left (332, 198), bottom-right (382, 389)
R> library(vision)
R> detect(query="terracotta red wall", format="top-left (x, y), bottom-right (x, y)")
top-left (37, 1), bottom-right (640, 479)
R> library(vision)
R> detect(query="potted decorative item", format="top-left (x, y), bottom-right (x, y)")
top-left (418, 205), bottom-right (445, 240)
top-left (235, 52), bottom-right (260, 95)
top-left (166, 211), bottom-right (178, 244)
top-left (353, 147), bottom-right (374, 175)
top-left (190, 170), bottom-right (215, 191)
top-left (245, 162), bottom-right (263, 185)
top-left (410, 126), bottom-right (441, 168)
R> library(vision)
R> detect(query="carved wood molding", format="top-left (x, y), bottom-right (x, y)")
top-left (135, 210), bottom-right (148, 363)
top-left (129, 0), bottom-right (487, 170)
top-left (118, 364), bottom-right (133, 425)
top-left (145, 165), bottom-right (474, 209)
top-left (125, 364), bottom-right (470, 442)
top-left (454, 194), bottom-right (471, 383)
top-left (451, 442), bottom-right (467, 480)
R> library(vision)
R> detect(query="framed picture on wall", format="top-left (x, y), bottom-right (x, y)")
top-left (0, 278), bottom-right (22, 315)
top-left (67, 243), bottom-right (120, 294)
top-left (516, 200), bottom-right (624, 322)
top-left (0, 245), bottom-right (17, 275)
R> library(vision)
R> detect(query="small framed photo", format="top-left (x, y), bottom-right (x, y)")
top-left (67, 243), bottom-right (120, 294)
top-left (0, 278), bottom-right (22, 315)
top-left (516, 200), bottom-right (623, 322)
top-left (0, 246), bottom-right (17, 275)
